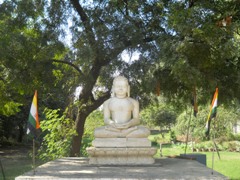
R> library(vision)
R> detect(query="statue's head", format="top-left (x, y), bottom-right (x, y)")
top-left (112, 76), bottom-right (130, 97)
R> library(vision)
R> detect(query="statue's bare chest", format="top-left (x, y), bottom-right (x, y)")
top-left (109, 98), bottom-right (134, 112)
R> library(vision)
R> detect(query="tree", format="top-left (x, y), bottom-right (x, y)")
top-left (0, 0), bottom-right (74, 143)
top-left (152, 0), bottom-right (240, 105)
top-left (1, 0), bottom-right (162, 154)
top-left (1, 0), bottom-right (240, 156)
top-left (141, 96), bottom-right (177, 137)
top-left (175, 104), bottom-right (240, 141)
top-left (46, 0), bottom-right (168, 156)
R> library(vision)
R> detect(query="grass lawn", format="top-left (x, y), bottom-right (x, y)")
top-left (1, 155), bottom-right (32, 180)
top-left (153, 143), bottom-right (240, 180)
top-left (0, 146), bottom-right (43, 180)
top-left (149, 133), bottom-right (240, 179)
top-left (205, 151), bottom-right (240, 180)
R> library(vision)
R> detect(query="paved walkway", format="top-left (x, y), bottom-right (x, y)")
top-left (15, 157), bottom-right (228, 180)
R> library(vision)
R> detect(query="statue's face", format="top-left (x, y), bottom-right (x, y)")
top-left (113, 80), bottom-right (128, 97)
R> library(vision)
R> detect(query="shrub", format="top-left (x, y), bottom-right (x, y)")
top-left (38, 108), bottom-right (77, 161)
top-left (169, 130), bottom-right (177, 143)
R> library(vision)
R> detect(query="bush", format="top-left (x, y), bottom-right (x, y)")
top-left (228, 141), bottom-right (238, 152)
top-left (80, 137), bottom-right (93, 156)
top-left (169, 130), bottom-right (177, 143)
top-left (38, 108), bottom-right (77, 161)
top-left (233, 134), bottom-right (240, 141)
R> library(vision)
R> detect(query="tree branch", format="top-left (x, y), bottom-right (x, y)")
top-left (52, 59), bottom-right (85, 77)
top-left (70, 0), bottom-right (97, 51)
top-left (116, 12), bottom-right (163, 46)
top-left (88, 91), bottom-right (111, 112)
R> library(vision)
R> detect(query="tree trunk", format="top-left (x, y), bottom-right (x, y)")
top-left (69, 91), bottom-right (110, 156)
top-left (17, 124), bottom-right (24, 142)
top-left (70, 110), bottom-right (87, 157)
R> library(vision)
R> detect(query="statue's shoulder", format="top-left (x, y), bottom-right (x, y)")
top-left (103, 97), bottom-right (115, 106)
top-left (127, 97), bottom-right (139, 105)
top-left (103, 98), bottom-right (111, 105)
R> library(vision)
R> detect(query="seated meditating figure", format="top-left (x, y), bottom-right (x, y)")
top-left (94, 76), bottom-right (150, 138)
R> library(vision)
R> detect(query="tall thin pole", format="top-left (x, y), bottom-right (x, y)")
top-left (184, 106), bottom-right (193, 154)
top-left (211, 122), bottom-right (216, 175)
top-left (0, 159), bottom-right (6, 180)
top-left (211, 143), bottom-right (215, 175)
top-left (33, 139), bottom-right (36, 175)
top-left (212, 117), bottom-right (220, 174)
top-left (211, 116), bottom-right (221, 175)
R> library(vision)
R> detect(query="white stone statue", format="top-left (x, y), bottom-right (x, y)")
top-left (94, 76), bottom-right (150, 138)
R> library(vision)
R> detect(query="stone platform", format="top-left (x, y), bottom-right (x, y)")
top-left (87, 138), bottom-right (157, 165)
top-left (15, 157), bottom-right (228, 180)
top-left (87, 147), bottom-right (156, 164)
top-left (92, 138), bottom-right (151, 147)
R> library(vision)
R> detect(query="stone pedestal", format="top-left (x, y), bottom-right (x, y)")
top-left (92, 138), bottom-right (151, 147)
top-left (87, 138), bottom-right (157, 165)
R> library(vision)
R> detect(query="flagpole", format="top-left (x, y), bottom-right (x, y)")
top-left (212, 116), bottom-right (221, 174)
top-left (27, 90), bottom-right (39, 175)
top-left (211, 116), bottom-right (221, 175)
top-left (0, 159), bottom-right (6, 180)
top-left (211, 143), bottom-right (214, 175)
top-left (184, 106), bottom-right (193, 154)
top-left (211, 117), bottom-right (216, 175)
top-left (33, 138), bottom-right (36, 175)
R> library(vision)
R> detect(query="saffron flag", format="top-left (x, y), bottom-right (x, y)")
top-left (27, 90), bottom-right (40, 138)
top-left (191, 86), bottom-right (198, 117)
top-left (205, 88), bottom-right (218, 136)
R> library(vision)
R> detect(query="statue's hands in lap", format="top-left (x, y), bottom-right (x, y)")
top-left (109, 121), bottom-right (132, 129)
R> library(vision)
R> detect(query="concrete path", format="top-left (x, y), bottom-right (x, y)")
top-left (15, 157), bottom-right (228, 180)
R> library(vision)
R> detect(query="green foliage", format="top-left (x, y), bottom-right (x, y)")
top-left (149, 133), bottom-right (170, 145)
top-left (140, 96), bottom-right (177, 129)
top-left (169, 130), bottom-right (177, 143)
top-left (77, 110), bottom-right (104, 156)
top-left (191, 140), bottom-right (240, 153)
top-left (150, 130), bottom-right (177, 145)
top-left (84, 110), bottom-right (104, 139)
top-left (0, 101), bottom-right (22, 116)
top-left (38, 108), bottom-right (77, 160)
top-left (175, 104), bottom-right (240, 141)
top-left (80, 137), bottom-right (93, 157)
top-left (0, 0), bottom-right (73, 144)
top-left (153, 1), bottom-right (240, 104)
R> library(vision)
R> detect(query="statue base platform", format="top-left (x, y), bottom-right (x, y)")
top-left (92, 138), bottom-right (151, 147)
top-left (87, 147), bottom-right (157, 164)
top-left (87, 138), bottom-right (157, 165)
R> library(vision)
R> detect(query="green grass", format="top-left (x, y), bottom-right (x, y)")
top-left (149, 133), bottom-right (240, 179)
top-left (205, 151), bottom-right (240, 180)
top-left (0, 146), bottom-right (44, 180)
top-left (1, 156), bottom-right (33, 180)
top-left (154, 143), bottom-right (240, 180)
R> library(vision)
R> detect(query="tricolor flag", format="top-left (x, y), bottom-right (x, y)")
top-left (205, 88), bottom-right (218, 136)
top-left (27, 90), bottom-right (40, 138)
